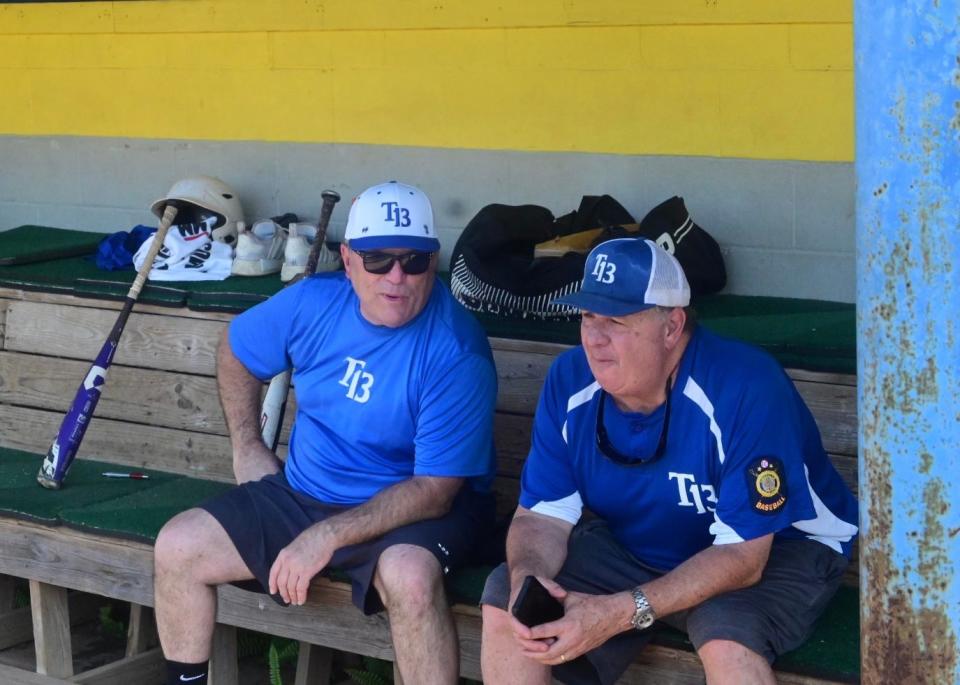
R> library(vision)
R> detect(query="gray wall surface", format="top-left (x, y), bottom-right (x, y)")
top-left (0, 135), bottom-right (855, 302)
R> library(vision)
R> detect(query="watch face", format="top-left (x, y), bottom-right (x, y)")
top-left (634, 612), bottom-right (655, 629)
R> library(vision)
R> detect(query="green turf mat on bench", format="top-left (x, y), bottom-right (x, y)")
top-left (60, 476), bottom-right (233, 543)
top-left (0, 448), bottom-right (229, 542)
top-left (776, 584), bottom-right (860, 681)
top-left (0, 449), bottom-right (180, 524)
top-left (0, 226), bottom-right (104, 265)
top-left (0, 254), bottom-right (187, 306)
top-left (75, 270), bottom-right (284, 310)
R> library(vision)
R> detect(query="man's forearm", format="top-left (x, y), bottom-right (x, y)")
top-left (319, 475), bottom-right (464, 550)
top-left (505, 509), bottom-right (573, 589)
top-left (641, 534), bottom-right (772, 619)
top-left (216, 329), bottom-right (282, 480)
top-left (217, 331), bottom-right (265, 447)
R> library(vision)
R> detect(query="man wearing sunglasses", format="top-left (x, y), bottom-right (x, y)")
top-left (480, 239), bottom-right (858, 685)
top-left (154, 181), bottom-right (497, 685)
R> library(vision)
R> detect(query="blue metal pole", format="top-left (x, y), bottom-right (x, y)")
top-left (855, 2), bottom-right (960, 682)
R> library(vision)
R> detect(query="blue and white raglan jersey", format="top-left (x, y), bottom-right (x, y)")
top-left (229, 273), bottom-right (497, 505)
top-left (519, 326), bottom-right (858, 571)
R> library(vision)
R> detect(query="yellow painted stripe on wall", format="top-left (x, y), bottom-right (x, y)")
top-left (0, 2), bottom-right (853, 162)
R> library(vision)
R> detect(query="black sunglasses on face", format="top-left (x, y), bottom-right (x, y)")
top-left (595, 379), bottom-right (672, 466)
top-left (354, 250), bottom-right (434, 275)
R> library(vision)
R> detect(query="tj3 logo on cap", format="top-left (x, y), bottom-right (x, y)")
top-left (592, 253), bottom-right (617, 283)
top-left (381, 201), bottom-right (411, 228)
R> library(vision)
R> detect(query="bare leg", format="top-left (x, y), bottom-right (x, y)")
top-left (480, 604), bottom-right (552, 685)
top-left (372, 545), bottom-right (458, 685)
top-left (153, 508), bottom-right (254, 662)
top-left (698, 639), bottom-right (777, 685)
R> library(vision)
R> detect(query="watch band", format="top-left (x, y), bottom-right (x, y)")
top-left (630, 587), bottom-right (656, 630)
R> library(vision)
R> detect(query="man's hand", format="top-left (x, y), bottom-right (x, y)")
top-left (513, 579), bottom-right (633, 665)
top-left (233, 440), bottom-right (282, 485)
top-left (268, 522), bottom-right (336, 606)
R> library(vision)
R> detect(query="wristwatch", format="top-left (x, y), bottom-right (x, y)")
top-left (629, 587), bottom-right (656, 630)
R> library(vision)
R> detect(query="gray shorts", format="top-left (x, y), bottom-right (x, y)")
top-left (480, 519), bottom-right (847, 685)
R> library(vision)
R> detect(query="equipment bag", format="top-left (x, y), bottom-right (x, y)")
top-left (449, 196), bottom-right (636, 321)
top-left (636, 196), bottom-right (727, 296)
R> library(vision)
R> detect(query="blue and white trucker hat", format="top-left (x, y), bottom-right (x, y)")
top-left (344, 181), bottom-right (440, 252)
top-left (553, 238), bottom-right (690, 316)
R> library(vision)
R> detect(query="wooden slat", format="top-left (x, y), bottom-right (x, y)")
top-left (124, 605), bottom-right (157, 657)
top-left (70, 647), bottom-right (165, 685)
top-left (0, 663), bottom-right (72, 685)
top-left (492, 348), bottom-right (553, 415)
top-left (209, 624), bottom-right (238, 685)
top-left (786, 367), bottom-right (856, 387)
top-left (0, 287), bottom-right (236, 323)
top-left (0, 350), bottom-right (296, 443)
top-left (0, 520), bottom-right (155, 608)
top-left (0, 405), bottom-right (239, 482)
top-left (489, 336), bottom-right (570, 357)
top-left (29, 580), bottom-right (73, 678)
top-left (4, 301), bottom-right (225, 376)
top-left (294, 643), bottom-right (333, 685)
top-left (0, 352), bottom-right (228, 436)
top-left (793, 380), bottom-right (858, 456)
top-left (0, 298), bottom-right (8, 351)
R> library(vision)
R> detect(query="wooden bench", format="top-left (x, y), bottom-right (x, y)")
top-left (0, 286), bottom-right (859, 684)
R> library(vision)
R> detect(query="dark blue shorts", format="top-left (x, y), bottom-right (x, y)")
top-left (481, 519), bottom-right (848, 685)
top-left (201, 471), bottom-right (495, 614)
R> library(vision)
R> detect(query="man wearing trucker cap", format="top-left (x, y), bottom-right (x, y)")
top-left (154, 181), bottom-right (497, 685)
top-left (480, 238), bottom-right (858, 685)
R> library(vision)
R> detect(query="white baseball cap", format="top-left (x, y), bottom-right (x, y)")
top-left (344, 181), bottom-right (440, 252)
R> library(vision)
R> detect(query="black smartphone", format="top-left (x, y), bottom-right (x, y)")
top-left (511, 575), bottom-right (564, 627)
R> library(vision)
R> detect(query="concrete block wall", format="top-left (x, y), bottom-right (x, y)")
top-left (0, 136), bottom-right (854, 301)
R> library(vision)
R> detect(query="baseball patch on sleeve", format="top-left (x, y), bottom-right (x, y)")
top-left (745, 457), bottom-right (788, 514)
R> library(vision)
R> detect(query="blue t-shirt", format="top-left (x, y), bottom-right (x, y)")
top-left (229, 273), bottom-right (497, 505)
top-left (520, 327), bottom-right (859, 571)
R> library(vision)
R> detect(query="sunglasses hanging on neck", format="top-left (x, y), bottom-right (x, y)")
top-left (595, 377), bottom-right (672, 466)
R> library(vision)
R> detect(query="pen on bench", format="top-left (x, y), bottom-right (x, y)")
top-left (102, 472), bottom-right (149, 480)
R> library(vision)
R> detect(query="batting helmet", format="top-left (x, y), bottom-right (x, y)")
top-left (150, 176), bottom-right (244, 245)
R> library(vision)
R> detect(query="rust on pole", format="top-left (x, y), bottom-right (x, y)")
top-left (855, 1), bottom-right (960, 683)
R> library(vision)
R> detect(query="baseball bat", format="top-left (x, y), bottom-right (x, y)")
top-left (37, 204), bottom-right (180, 489)
top-left (259, 190), bottom-right (341, 451)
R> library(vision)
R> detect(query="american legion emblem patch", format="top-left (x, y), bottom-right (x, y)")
top-left (746, 457), bottom-right (787, 514)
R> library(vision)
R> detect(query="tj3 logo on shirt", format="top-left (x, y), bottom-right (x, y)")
top-left (668, 472), bottom-right (717, 514)
top-left (339, 357), bottom-right (375, 403)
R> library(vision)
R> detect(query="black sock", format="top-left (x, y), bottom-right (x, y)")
top-left (166, 659), bottom-right (209, 685)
